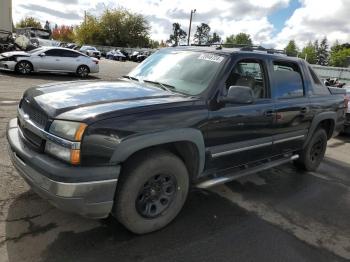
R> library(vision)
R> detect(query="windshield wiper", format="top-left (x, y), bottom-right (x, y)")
top-left (122, 75), bottom-right (139, 81)
top-left (143, 80), bottom-right (176, 92)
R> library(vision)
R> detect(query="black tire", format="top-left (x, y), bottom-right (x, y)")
top-left (294, 128), bottom-right (328, 171)
top-left (15, 61), bottom-right (32, 75)
top-left (114, 150), bottom-right (189, 234)
top-left (76, 65), bottom-right (90, 78)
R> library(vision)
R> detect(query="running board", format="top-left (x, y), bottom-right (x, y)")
top-left (196, 154), bottom-right (299, 189)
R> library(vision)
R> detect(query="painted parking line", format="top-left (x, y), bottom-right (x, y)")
top-left (0, 100), bottom-right (19, 105)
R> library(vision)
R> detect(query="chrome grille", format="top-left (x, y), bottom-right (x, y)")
top-left (20, 99), bottom-right (48, 128)
top-left (18, 99), bottom-right (48, 150)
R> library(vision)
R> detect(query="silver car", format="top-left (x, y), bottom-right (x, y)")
top-left (79, 46), bottom-right (101, 59)
top-left (0, 47), bottom-right (99, 77)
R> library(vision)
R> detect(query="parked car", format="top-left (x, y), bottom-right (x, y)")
top-left (129, 51), bottom-right (140, 62)
top-left (7, 46), bottom-right (346, 234)
top-left (106, 49), bottom-right (126, 61)
top-left (79, 45), bottom-right (101, 59)
top-left (0, 46), bottom-right (99, 77)
top-left (136, 51), bottom-right (151, 62)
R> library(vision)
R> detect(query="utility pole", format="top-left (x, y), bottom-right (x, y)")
top-left (187, 9), bottom-right (196, 46)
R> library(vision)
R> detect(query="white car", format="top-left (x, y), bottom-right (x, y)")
top-left (0, 46), bottom-right (99, 77)
top-left (79, 46), bottom-right (101, 59)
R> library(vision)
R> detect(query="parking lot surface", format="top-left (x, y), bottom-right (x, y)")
top-left (0, 59), bottom-right (350, 262)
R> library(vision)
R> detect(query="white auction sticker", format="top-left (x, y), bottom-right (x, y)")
top-left (198, 54), bottom-right (224, 63)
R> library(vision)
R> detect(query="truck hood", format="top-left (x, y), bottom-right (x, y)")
top-left (23, 80), bottom-right (194, 122)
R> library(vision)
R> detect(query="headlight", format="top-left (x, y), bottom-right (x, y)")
top-left (45, 120), bottom-right (87, 165)
top-left (49, 120), bottom-right (87, 141)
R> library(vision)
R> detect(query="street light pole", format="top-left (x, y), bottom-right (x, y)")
top-left (187, 9), bottom-right (196, 46)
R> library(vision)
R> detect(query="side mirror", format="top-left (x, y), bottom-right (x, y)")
top-left (39, 53), bottom-right (46, 57)
top-left (220, 85), bottom-right (255, 104)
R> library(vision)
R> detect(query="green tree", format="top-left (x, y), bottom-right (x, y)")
top-left (16, 17), bottom-right (42, 28)
top-left (316, 37), bottom-right (329, 66)
top-left (209, 32), bottom-right (221, 44)
top-left (330, 48), bottom-right (350, 67)
top-left (74, 9), bottom-right (151, 47)
top-left (167, 23), bottom-right (187, 46)
top-left (75, 14), bottom-right (102, 45)
top-left (99, 8), bottom-right (150, 47)
top-left (330, 41), bottom-right (350, 67)
top-left (225, 33), bottom-right (252, 46)
top-left (194, 23), bottom-right (211, 45)
top-left (284, 40), bottom-right (298, 57)
top-left (299, 41), bottom-right (317, 64)
top-left (331, 40), bottom-right (342, 53)
top-left (148, 40), bottom-right (160, 49)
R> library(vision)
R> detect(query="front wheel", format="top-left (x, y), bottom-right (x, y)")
top-left (76, 65), bottom-right (90, 78)
top-left (114, 150), bottom-right (189, 234)
top-left (294, 128), bottom-right (328, 171)
top-left (15, 61), bottom-right (32, 75)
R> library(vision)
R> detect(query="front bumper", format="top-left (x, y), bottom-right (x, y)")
top-left (7, 118), bottom-right (120, 218)
top-left (0, 60), bottom-right (16, 71)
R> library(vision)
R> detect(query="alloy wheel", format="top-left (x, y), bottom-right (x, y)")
top-left (17, 62), bottom-right (31, 74)
top-left (77, 66), bottom-right (89, 78)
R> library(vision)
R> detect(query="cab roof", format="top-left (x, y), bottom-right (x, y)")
top-left (170, 45), bottom-right (304, 63)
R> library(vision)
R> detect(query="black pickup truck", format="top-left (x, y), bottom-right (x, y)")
top-left (7, 46), bottom-right (346, 234)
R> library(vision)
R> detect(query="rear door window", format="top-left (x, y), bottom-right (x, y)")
top-left (272, 61), bottom-right (304, 99)
top-left (45, 49), bottom-right (64, 57)
top-left (62, 50), bottom-right (80, 58)
top-left (309, 67), bottom-right (330, 95)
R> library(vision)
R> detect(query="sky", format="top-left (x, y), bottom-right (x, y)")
top-left (12, 0), bottom-right (350, 48)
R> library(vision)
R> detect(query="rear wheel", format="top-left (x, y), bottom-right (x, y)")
top-left (294, 128), bottom-right (327, 171)
top-left (76, 65), bottom-right (90, 78)
top-left (114, 150), bottom-right (189, 234)
top-left (15, 61), bottom-right (32, 75)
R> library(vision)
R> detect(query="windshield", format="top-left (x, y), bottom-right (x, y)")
top-left (128, 49), bottom-right (226, 96)
top-left (28, 47), bottom-right (45, 54)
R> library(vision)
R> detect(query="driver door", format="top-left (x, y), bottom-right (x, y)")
top-left (205, 58), bottom-right (275, 172)
top-left (36, 48), bottom-right (64, 71)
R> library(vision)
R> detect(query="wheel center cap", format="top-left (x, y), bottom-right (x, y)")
top-left (150, 188), bottom-right (157, 196)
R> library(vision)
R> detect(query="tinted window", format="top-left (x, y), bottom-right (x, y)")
top-left (62, 50), bottom-right (80, 58)
top-left (309, 67), bottom-right (330, 95)
top-left (226, 60), bottom-right (268, 99)
top-left (45, 49), bottom-right (64, 57)
top-left (273, 61), bottom-right (304, 99)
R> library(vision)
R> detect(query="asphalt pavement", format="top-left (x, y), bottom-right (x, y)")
top-left (0, 59), bottom-right (349, 262)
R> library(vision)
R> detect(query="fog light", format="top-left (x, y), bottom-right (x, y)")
top-left (45, 140), bottom-right (81, 165)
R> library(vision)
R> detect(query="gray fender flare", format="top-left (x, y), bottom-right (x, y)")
top-left (110, 128), bottom-right (206, 176)
top-left (303, 112), bottom-right (336, 148)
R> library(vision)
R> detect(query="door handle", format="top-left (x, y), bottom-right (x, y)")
top-left (264, 110), bottom-right (274, 117)
top-left (56, 59), bottom-right (60, 61)
top-left (300, 107), bottom-right (308, 114)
